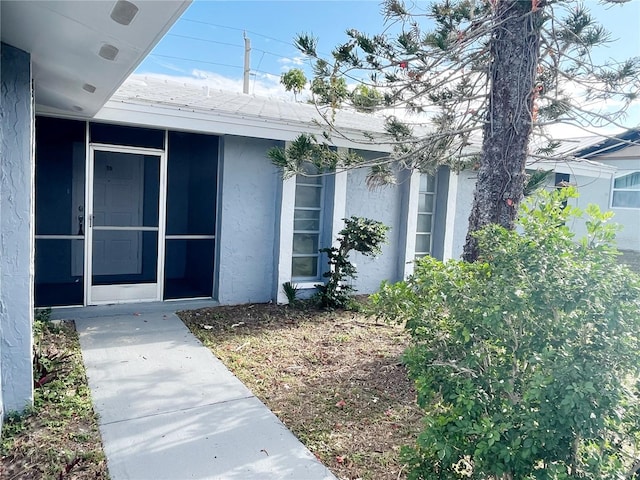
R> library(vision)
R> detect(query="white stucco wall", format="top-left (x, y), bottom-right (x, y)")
top-left (0, 43), bottom-right (34, 417)
top-left (344, 167), bottom-right (403, 293)
top-left (215, 136), bottom-right (280, 304)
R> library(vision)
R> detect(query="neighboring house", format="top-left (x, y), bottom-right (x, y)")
top-left (569, 129), bottom-right (640, 253)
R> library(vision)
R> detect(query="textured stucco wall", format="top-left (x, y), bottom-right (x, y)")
top-left (345, 166), bottom-right (403, 293)
top-left (1, 43), bottom-right (34, 416)
top-left (216, 136), bottom-right (279, 304)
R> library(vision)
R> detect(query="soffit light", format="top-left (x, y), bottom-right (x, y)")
top-left (110, 0), bottom-right (139, 26)
top-left (83, 83), bottom-right (96, 93)
top-left (99, 44), bottom-right (119, 61)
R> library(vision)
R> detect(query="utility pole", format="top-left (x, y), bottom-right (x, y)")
top-left (243, 32), bottom-right (250, 94)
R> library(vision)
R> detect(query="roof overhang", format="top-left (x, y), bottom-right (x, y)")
top-left (1, 0), bottom-right (190, 118)
top-left (573, 129), bottom-right (640, 158)
top-left (94, 99), bottom-right (395, 152)
top-left (92, 75), bottom-right (397, 152)
top-left (529, 158), bottom-right (617, 178)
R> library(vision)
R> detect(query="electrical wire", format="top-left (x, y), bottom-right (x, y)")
top-left (180, 18), bottom-right (295, 47)
top-left (166, 33), bottom-right (243, 49)
top-left (148, 53), bottom-right (244, 70)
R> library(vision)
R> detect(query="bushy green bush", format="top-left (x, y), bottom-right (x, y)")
top-left (317, 216), bottom-right (389, 309)
top-left (373, 187), bottom-right (640, 479)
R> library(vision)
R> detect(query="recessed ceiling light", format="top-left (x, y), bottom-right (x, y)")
top-left (110, 0), bottom-right (139, 26)
top-left (73, 105), bottom-right (84, 112)
top-left (83, 83), bottom-right (96, 93)
top-left (99, 44), bottom-right (119, 61)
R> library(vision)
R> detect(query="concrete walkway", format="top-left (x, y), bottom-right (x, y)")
top-left (54, 303), bottom-right (336, 480)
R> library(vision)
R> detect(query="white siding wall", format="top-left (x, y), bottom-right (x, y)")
top-left (565, 174), bottom-right (614, 241)
top-left (592, 156), bottom-right (640, 251)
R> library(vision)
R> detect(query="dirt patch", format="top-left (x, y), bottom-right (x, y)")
top-left (179, 302), bottom-right (423, 480)
top-left (1, 321), bottom-right (108, 480)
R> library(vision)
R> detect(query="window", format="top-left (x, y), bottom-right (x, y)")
top-left (555, 172), bottom-right (570, 187)
top-left (555, 172), bottom-right (570, 209)
top-left (415, 173), bottom-right (436, 259)
top-left (612, 172), bottom-right (640, 208)
top-left (292, 165), bottom-right (324, 279)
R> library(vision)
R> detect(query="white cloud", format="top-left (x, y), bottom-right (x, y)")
top-left (278, 56), bottom-right (309, 72)
top-left (137, 70), bottom-right (310, 102)
top-left (277, 56), bottom-right (306, 66)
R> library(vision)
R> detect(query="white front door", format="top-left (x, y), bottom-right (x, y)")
top-left (86, 145), bottom-right (166, 304)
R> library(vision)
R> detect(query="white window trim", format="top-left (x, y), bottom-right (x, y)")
top-left (610, 171), bottom-right (640, 210)
top-left (415, 173), bottom-right (438, 258)
top-left (291, 174), bottom-right (325, 282)
top-left (275, 147), bottom-right (348, 304)
top-left (276, 173), bottom-right (296, 304)
top-left (402, 170), bottom-right (421, 278)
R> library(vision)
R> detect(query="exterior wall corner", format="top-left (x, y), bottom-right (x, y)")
top-left (1, 42), bottom-right (35, 417)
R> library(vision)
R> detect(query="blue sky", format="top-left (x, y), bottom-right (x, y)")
top-left (135, 0), bottom-right (640, 131)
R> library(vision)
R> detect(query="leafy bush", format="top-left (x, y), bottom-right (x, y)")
top-left (317, 216), bottom-right (389, 309)
top-left (373, 187), bottom-right (640, 479)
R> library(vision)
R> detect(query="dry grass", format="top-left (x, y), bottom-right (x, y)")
top-left (0, 321), bottom-right (108, 480)
top-left (179, 301), bottom-right (423, 480)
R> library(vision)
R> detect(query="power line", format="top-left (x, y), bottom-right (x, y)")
top-left (149, 53), bottom-right (243, 70)
top-left (168, 32), bottom-right (297, 60)
top-left (167, 33), bottom-right (243, 49)
top-left (180, 18), bottom-right (295, 47)
top-left (151, 20), bottom-right (322, 82)
top-left (149, 53), bottom-right (286, 80)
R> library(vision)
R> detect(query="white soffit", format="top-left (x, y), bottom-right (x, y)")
top-left (1, 0), bottom-right (191, 117)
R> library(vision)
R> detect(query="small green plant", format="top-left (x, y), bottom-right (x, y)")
top-left (33, 310), bottom-right (70, 388)
top-left (317, 216), bottom-right (389, 309)
top-left (282, 281), bottom-right (300, 305)
top-left (373, 187), bottom-right (640, 479)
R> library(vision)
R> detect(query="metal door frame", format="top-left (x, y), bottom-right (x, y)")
top-left (85, 143), bottom-right (167, 305)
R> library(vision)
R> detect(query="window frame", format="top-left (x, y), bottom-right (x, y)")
top-left (291, 170), bottom-right (325, 281)
top-left (611, 171), bottom-right (640, 210)
top-left (415, 173), bottom-right (437, 259)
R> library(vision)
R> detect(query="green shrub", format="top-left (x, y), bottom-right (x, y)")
top-left (282, 281), bottom-right (300, 305)
top-left (373, 187), bottom-right (640, 479)
top-left (317, 216), bottom-right (389, 309)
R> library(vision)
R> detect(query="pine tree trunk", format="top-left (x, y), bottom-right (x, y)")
top-left (462, 0), bottom-right (543, 262)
